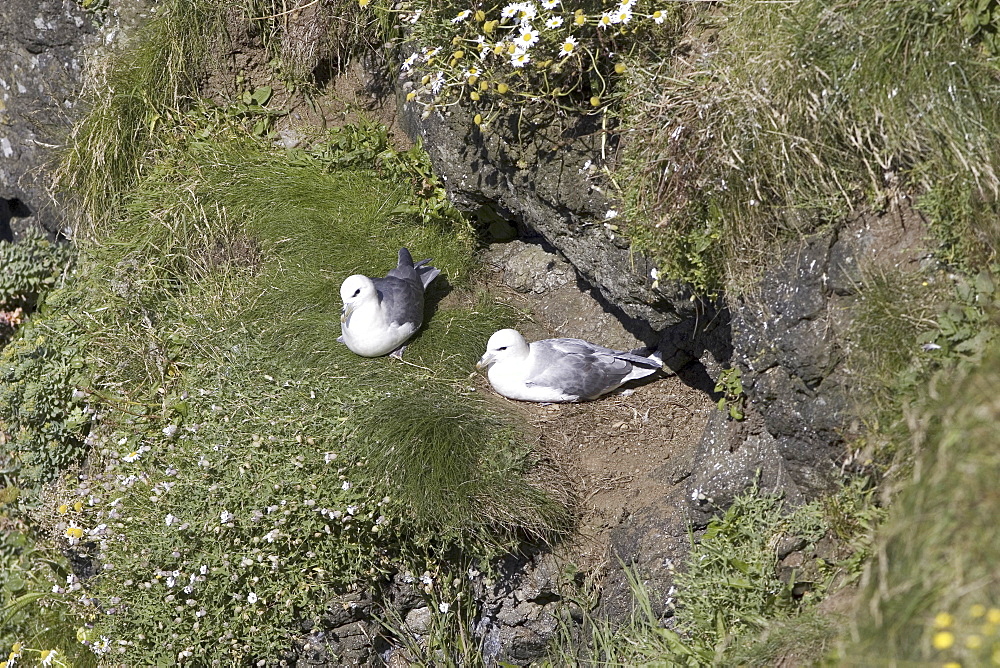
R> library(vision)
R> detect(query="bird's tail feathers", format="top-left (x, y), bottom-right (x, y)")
top-left (413, 259), bottom-right (441, 289)
top-left (625, 346), bottom-right (664, 369)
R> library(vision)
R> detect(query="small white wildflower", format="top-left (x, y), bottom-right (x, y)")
top-left (511, 50), bottom-right (531, 67)
top-left (605, 209), bottom-right (619, 219)
top-left (220, 510), bottom-right (234, 524)
top-left (516, 26), bottom-right (540, 49)
top-left (598, 12), bottom-right (613, 28)
top-left (439, 602), bottom-right (450, 613)
top-left (545, 16), bottom-right (563, 29)
top-left (651, 9), bottom-right (666, 24)
top-left (324, 452), bottom-right (338, 463)
top-left (401, 53), bottom-right (418, 72)
top-left (451, 9), bottom-right (472, 22)
top-left (430, 72), bottom-right (446, 94)
top-left (922, 343), bottom-right (942, 351)
top-left (162, 424), bottom-right (178, 438)
top-left (501, 3), bottom-right (519, 19)
top-left (406, 8), bottom-right (422, 23)
top-left (347, 505), bottom-right (358, 515)
top-left (541, 0), bottom-right (560, 8)
top-left (559, 35), bottom-right (578, 57)
top-left (247, 592), bottom-right (258, 604)
top-left (122, 451), bottom-right (141, 463)
top-left (614, 6), bottom-right (632, 23)
top-left (341, 480), bottom-right (351, 491)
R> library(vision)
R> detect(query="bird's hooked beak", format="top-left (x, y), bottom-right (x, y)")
top-left (340, 303), bottom-right (355, 324)
top-left (475, 353), bottom-right (493, 373)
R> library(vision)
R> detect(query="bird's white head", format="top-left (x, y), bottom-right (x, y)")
top-left (476, 328), bottom-right (529, 371)
top-left (340, 275), bottom-right (377, 322)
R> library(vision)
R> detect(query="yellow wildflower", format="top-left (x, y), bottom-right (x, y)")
top-left (474, 113), bottom-right (483, 125)
top-left (615, 63), bottom-right (626, 74)
top-left (933, 631), bottom-right (955, 650)
top-left (970, 604), bottom-right (986, 618)
top-left (73, 500), bottom-right (84, 512)
top-left (935, 612), bottom-right (955, 629)
top-left (65, 526), bottom-right (84, 540)
top-left (497, 83), bottom-right (509, 94)
top-left (590, 96), bottom-right (601, 107)
top-left (989, 609), bottom-right (1000, 625)
top-left (58, 504), bottom-right (69, 514)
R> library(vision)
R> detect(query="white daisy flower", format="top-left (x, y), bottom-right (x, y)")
top-left (516, 26), bottom-right (540, 48)
top-left (501, 3), bottom-right (520, 19)
top-left (406, 8), bottom-right (422, 23)
top-left (545, 16), bottom-right (563, 29)
top-left (559, 35), bottom-right (578, 56)
top-left (430, 72), bottom-right (446, 94)
top-left (613, 6), bottom-right (632, 23)
top-left (598, 12), bottom-right (613, 28)
top-left (651, 9), bottom-right (666, 24)
top-left (451, 9), bottom-right (472, 22)
top-left (247, 592), bottom-right (258, 604)
top-left (439, 602), bottom-right (450, 613)
top-left (122, 450), bottom-right (141, 462)
top-left (511, 50), bottom-right (531, 67)
top-left (401, 53), bottom-right (418, 72)
top-left (422, 47), bottom-right (441, 61)
top-left (542, 0), bottom-right (560, 8)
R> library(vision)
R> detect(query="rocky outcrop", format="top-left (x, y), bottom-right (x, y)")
top-left (0, 0), bottom-right (95, 240)
top-left (397, 95), bottom-right (697, 334)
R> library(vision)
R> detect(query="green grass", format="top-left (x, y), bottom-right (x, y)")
top-left (619, 0), bottom-right (1000, 294)
top-left (545, 480), bottom-right (881, 666)
top-left (28, 124), bottom-right (567, 662)
top-left (1, 1), bottom-right (569, 661)
top-left (838, 341), bottom-right (1000, 666)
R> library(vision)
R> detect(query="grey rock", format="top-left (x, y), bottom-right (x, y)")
top-left (484, 240), bottom-right (573, 295)
top-left (601, 489), bottom-right (692, 622)
top-left (0, 0), bottom-right (96, 239)
top-left (686, 408), bottom-right (803, 527)
top-left (398, 93), bottom-right (697, 332)
top-left (403, 606), bottom-right (432, 635)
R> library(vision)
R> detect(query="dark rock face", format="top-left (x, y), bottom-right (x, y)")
top-left (0, 0), bottom-right (96, 239)
top-left (397, 96), bottom-right (697, 333)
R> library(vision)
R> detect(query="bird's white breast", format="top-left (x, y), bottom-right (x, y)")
top-left (342, 301), bottom-right (416, 357)
top-left (486, 357), bottom-right (577, 402)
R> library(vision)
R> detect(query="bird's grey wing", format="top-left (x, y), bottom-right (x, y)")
top-left (385, 248), bottom-right (419, 284)
top-left (372, 276), bottom-right (424, 327)
top-left (526, 339), bottom-right (633, 399)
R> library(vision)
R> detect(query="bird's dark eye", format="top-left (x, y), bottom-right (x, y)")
top-left (352, 289), bottom-right (361, 297)
top-left (497, 346), bottom-right (507, 351)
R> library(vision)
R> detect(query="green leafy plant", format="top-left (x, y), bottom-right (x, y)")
top-left (0, 231), bottom-right (72, 312)
top-left (713, 366), bottom-right (745, 420)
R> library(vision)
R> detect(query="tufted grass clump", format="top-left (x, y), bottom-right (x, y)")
top-left (618, 0), bottom-right (1000, 294)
